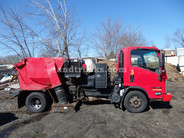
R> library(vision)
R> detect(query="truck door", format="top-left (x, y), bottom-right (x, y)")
top-left (129, 49), bottom-right (165, 99)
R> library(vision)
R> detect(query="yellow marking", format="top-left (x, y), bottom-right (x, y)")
top-left (131, 69), bottom-right (134, 75)
top-left (156, 99), bottom-right (162, 101)
top-left (152, 89), bottom-right (162, 91)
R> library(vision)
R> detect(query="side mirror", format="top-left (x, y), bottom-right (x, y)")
top-left (160, 52), bottom-right (165, 69)
top-left (160, 52), bottom-right (166, 77)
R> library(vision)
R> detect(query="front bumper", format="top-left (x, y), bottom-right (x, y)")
top-left (163, 93), bottom-right (172, 102)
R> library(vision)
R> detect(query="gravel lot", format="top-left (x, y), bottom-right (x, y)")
top-left (0, 81), bottom-right (184, 138)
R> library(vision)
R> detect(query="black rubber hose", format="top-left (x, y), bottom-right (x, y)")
top-left (54, 86), bottom-right (68, 104)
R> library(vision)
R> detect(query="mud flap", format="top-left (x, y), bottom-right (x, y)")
top-left (120, 87), bottom-right (129, 109)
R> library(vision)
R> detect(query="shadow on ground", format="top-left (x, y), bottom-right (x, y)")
top-left (75, 100), bottom-right (112, 112)
top-left (83, 100), bottom-right (111, 105)
top-left (150, 101), bottom-right (172, 109)
top-left (78, 100), bottom-right (172, 112)
top-left (0, 113), bottom-right (18, 126)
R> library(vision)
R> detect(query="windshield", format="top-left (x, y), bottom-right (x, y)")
top-left (131, 50), bottom-right (160, 73)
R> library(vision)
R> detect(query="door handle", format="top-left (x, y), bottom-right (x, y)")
top-left (130, 75), bottom-right (134, 82)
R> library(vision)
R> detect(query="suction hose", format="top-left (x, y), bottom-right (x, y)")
top-left (54, 86), bottom-right (68, 104)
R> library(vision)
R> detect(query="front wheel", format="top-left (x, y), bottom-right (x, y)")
top-left (26, 92), bottom-right (47, 113)
top-left (124, 91), bottom-right (148, 113)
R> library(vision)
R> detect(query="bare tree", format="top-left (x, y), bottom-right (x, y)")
top-left (92, 18), bottom-right (147, 59)
top-left (38, 34), bottom-right (60, 57)
top-left (36, 30), bottom-right (65, 57)
top-left (31, 0), bottom-right (82, 59)
top-left (120, 25), bottom-right (147, 47)
top-left (70, 30), bottom-right (88, 58)
top-left (0, 5), bottom-right (36, 59)
top-left (173, 29), bottom-right (184, 48)
top-left (164, 35), bottom-right (172, 49)
top-left (0, 55), bottom-right (20, 64)
top-left (0, 57), bottom-right (7, 65)
top-left (92, 18), bottom-right (122, 59)
top-left (40, 47), bottom-right (58, 57)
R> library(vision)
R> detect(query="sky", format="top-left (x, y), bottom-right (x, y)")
top-left (69, 0), bottom-right (184, 48)
top-left (0, 0), bottom-right (184, 57)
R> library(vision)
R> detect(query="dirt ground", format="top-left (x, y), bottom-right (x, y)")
top-left (0, 81), bottom-right (183, 138)
top-left (165, 63), bottom-right (184, 82)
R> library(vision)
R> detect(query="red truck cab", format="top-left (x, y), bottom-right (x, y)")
top-left (115, 47), bottom-right (172, 104)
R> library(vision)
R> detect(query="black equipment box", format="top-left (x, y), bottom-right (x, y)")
top-left (95, 63), bottom-right (108, 88)
top-left (82, 75), bottom-right (95, 87)
top-left (63, 59), bottom-right (81, 78)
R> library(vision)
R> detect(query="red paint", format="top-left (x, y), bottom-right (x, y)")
top-left (82, 63), bottom-right (87, 69)
top-left (14, 57), bottom-right (65, 91)
top-left (163, 93), bottom-right (172, 101)
top-left (115, 46), bottom-right (172, 101)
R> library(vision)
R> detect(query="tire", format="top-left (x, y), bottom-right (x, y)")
top-left (26, 92), bottom-right (47, 113)
top-left (124, 91), bottom-right (148, 113)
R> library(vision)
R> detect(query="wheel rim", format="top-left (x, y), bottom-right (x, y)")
top-left (30, 97), bottom-right (42, 110)
top-left (129, 96), bottom-right (142, 108)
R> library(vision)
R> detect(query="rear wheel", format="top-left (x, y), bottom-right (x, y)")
top-left (26, 92), bottom-right (47, 113)
top-left (124, 91), bottom-right (148, 113)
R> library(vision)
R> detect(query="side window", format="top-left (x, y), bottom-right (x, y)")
top-left (131, 50), bottom-right (160, 73)
top-left (131, 50), bottom-right (144, 68)
top-left (131, 55), bottom-right (142, 67)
